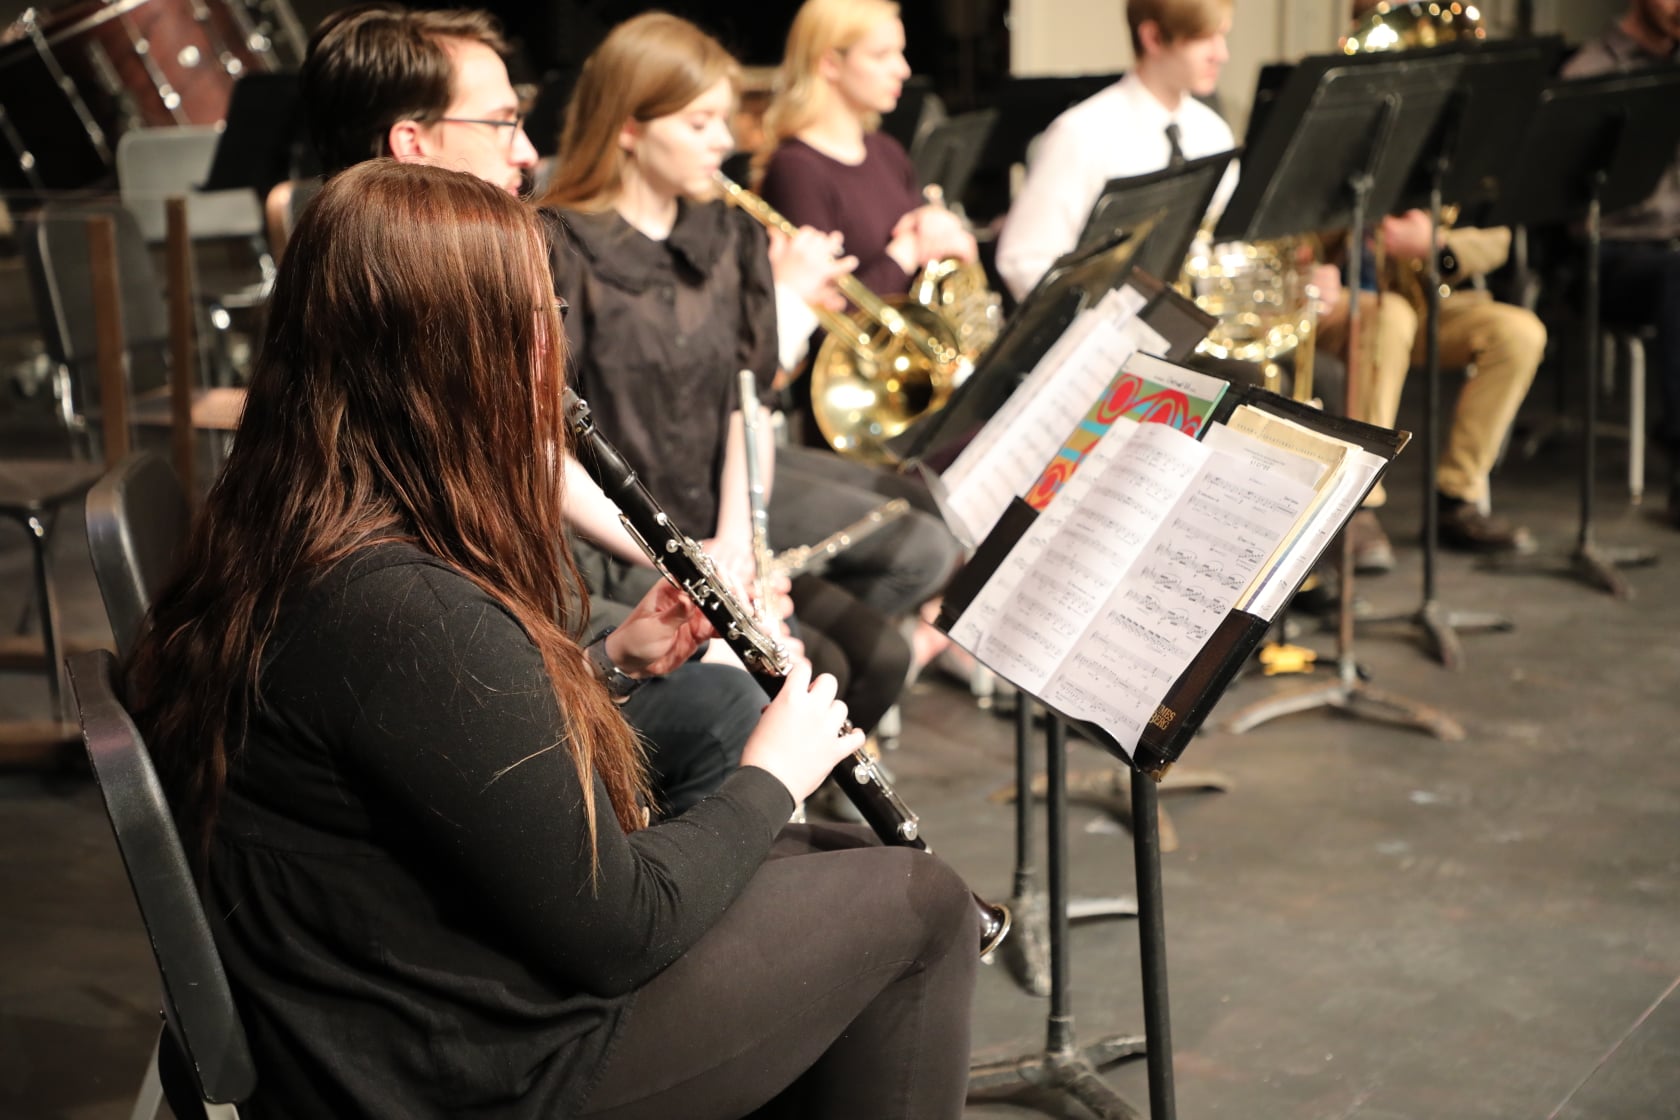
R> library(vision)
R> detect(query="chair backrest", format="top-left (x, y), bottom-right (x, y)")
top-left (22, 200), bottom-right (172, 367)
top-left (116, 127), bottom-right (266, 243)
top-left (86, 453), bottom-right (190, 659)
top-left (261, 177), bottom-right (322, 263)
top-left (66, 650), bottom-right (257, 1109)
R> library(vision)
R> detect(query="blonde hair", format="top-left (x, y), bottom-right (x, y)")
top-left (1127, 0), bottom-right (1233, 56)
top-left (755, 0), bottom-right (900, 177)
top-left (536, 11), bottom-right (740, 213)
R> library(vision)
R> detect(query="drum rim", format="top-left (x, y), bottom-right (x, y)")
top-left (28, 0), bottom-right (162, 48)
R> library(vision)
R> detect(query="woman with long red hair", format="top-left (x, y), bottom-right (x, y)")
top-left (127, 159), bottom-right (978, 1120)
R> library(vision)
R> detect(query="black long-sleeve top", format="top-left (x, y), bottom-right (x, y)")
top-left (542, 202), bottom-right (779, 535)
top-left (207, 542), bottom-right (793, 1119)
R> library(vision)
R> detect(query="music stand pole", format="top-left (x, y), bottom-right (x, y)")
top-left (969, 715), bottom-right (1151, 1117)
top-left (1366, 163), bottom-right (1514, 667)
top-left (1225, 103), bottom-right (1463, 740)
top-left (1570, 180), bottom-right (1658, 596)
top-left (999, 698), bottom-right (1135, 998)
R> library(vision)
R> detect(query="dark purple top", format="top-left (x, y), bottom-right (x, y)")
top-left (759, 131), bottom-right (923, 297)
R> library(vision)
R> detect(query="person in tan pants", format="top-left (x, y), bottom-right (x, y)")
top-left (1318, 217), bottom-right (1547, 569)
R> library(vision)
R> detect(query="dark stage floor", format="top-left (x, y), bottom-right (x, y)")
top-left (3, 314), bottom-right (1679, 1118)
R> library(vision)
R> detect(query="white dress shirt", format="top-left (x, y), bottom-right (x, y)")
top-left (995, 73), bottom-right (1238, 301)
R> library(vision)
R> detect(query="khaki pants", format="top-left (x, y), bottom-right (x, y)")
top-left (1319, 289), bottom-right (1546, 507)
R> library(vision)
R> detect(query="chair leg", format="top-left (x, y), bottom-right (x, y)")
top-left (1629, 337), bottom-right (1646, 506)
top-left (130, 1035), bottom-right (164, 1120)
top-left (24, 512), bottom-right (67, 723)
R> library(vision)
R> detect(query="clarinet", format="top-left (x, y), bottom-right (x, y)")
top-left (564, 388), bottom-right (1010, 957)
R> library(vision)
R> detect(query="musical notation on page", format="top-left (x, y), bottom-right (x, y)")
top-left (940, 287), bottom-right (1166, 546)
top-left (950, 420), bottom-right (1317, 757)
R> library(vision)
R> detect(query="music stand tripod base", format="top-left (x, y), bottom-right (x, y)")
top-left (1364, 598), bottom-right (1515, 672)
top-left (969, 716), bottom-right (1167, 1120)
top-left (1224, 673), bottom-right (1466, 741)
top-left (1482, 540), bottom-right (1659, 600)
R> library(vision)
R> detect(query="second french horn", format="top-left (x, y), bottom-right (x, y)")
top-left (716, 172), bottom-right (994, 463)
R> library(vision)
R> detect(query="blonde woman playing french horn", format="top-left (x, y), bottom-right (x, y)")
top-left (757, 0), bottom-right (976, 314)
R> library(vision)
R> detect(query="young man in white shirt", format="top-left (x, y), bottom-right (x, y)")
top-left (995, 0), bottom-right (1236, 301)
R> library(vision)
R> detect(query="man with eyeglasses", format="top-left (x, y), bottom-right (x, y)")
top-left (301, 3), bottom-right (769, 816)
top-left (304, 4), bottom-right (536, 195)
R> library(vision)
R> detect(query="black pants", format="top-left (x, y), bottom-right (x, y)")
top-left (770, 447), bottom-right (962, 615)
top-left (578, 824), bottom-right (980, 1120)
top-left (620, 661), bottom-right (768, 816)
top-left (1598, 239), bottom-right (1680, 453)
top-left (577, 545), bottom-right (911, 736)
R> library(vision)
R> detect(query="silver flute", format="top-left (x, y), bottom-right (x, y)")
top-left (771, 498), bottom-right (911, 578)
top-left (564, 387), bottom-right (1010, 956)
top-left (736, 370), bottom-right (777, 626)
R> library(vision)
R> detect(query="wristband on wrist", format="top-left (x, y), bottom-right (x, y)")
top-left (586, 627), bottom-right (645, 700)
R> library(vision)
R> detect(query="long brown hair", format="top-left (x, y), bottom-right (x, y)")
top-left (754, 0), bottom-right (899, 178)
top-left (128, 159), bottom-right (649, 869)
top-left (535, 11), bottom-right (740, 212)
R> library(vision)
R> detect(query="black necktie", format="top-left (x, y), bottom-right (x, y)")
top-left (1165, 122), bottom-right (1186, 170)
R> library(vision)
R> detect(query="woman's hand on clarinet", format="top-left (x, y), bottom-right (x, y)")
top-left (606, 579), bottom-right (717, 679)
top-left (740, 657), bottom-right (865, 802)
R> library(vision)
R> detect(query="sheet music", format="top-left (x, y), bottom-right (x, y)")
top-left (1040, 428), bottom-right (1317, 752)
top-left (1243, 445), bottom-right (1385, 620)
top-left (950, 421), bottom-right (1316, 756)
top-left (940, 287), bottom-right (1165, 545)
top-left (957, 421), bottom-right (1193, 692)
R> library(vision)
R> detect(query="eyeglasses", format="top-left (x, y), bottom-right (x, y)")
top-left (434, 113), bottom-right (528, 151)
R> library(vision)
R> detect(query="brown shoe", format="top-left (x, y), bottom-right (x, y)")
top-left (1437, 499), bottom-right (1534, 554)
top-left (1345, 509), bottom-right (1396, 574)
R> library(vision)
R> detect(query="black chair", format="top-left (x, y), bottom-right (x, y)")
top-left (66, 650), bottom-right (256, 1120)
top-left (85, 452), bottom-right (189, 660)
top-left (0, 459), bottom-right (106, 748)
top-left (21, 201), bottom-right (244, 456)
top-left (21, 201), bottom-right (173, 443)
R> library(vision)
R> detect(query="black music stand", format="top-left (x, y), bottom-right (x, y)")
top-left (1212, 49), bottom-right (1465, 739)
top-left (199, 73), bottom-right (310, 203)
top-left (1359, 38), bottom-right (1559, 668)
top-left (965, 73), bottom-right (1121, 223)
top-left (1472, 68), bottom-right (1680, 599)
top-left (907, 229), bottom-right (1163, 997)
top-left (1075, 150), bottom-right (1237, 279)
top-left (910, 108), bottom-right (997, 209)
top-left (968, 708), bottom-right (1162, 1120)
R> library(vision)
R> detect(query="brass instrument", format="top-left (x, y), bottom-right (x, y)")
top-left (1181, 233), bottom-right (1324, 401)
top-left (714, 172), bottom-right (973, 464)
top-left (913, 184), bottom-right (1003, 365)
top-left (771, 498), bottom-right (911, 578)
top-left (1341, 0), bottom-right (1485, 53)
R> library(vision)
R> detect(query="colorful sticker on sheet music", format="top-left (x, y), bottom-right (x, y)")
top-left (1024, 370), bottom-right (1222, 511)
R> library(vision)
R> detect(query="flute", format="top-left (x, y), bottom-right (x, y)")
top-left (564, 387), bottom-right (1010, 956)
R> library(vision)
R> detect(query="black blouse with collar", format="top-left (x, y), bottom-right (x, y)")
top-left (542, 200), bottom-right (779, 535)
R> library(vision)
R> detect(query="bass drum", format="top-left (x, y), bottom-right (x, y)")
top-left (0, 0), bottom-right (280, 195)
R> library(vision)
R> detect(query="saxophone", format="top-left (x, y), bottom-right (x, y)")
top-left (564, 387), bottom-right (1011, 957)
